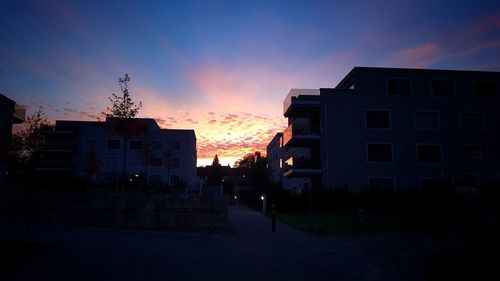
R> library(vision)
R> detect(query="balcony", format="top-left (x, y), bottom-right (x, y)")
top-left (282, 123), bottom-right (321, 147)
top-left (283, 157), bottom-right (321, 177)
top-left (283, 89), bottom-right (320, 117)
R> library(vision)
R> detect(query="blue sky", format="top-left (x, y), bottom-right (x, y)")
top-left (1, 0), bottom-right (500, 165)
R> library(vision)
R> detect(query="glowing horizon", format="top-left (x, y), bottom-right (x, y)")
top-left (2, 1), bottom-right (500, 167)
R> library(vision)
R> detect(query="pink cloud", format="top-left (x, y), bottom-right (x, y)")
top-left (392, 43), bottom-right (443, 68)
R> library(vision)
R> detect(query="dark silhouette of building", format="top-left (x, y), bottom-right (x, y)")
top-left (0, 93), bottom-right (25, 184)
top-left (270, 67), bottom-right (500, 192)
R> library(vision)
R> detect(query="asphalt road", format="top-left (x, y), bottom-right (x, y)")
top-left (0, 205), bottom-right (443, 281)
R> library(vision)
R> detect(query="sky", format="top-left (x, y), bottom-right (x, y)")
top-left (1, 0), bottom-right (500, 166)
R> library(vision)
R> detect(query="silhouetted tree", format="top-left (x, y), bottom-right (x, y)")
top-left (212, 154), bottom-right (221, 167)
top-left (11, 108), bottom-right (52, 162)
top-left (102, 74), bottom-right (145, 187)
top-left (102, 74), bottom-right (142, 118)
top-left (207, 154), bottom-right (222, 185)
top-left (235, 152), bottom-right (267, 184)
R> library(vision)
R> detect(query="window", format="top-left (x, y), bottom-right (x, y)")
top-left (432, 80), bottom-right (455, 97)
top-left (365, 110), bottom-right (390, 128)
top-left (152, 141), bottom-right (163, 150)
top-left (367, 143), bottom-right (392, 162)
top-left (170, 175), bottom-right (180, 184)
top-left (105, 157), bottom-right (119, 166)
top-left (129, 140), bottom-right (142, 150)
top-left (415, 111), bottom-right (439, 129)
top-left (172, 141), bottom-right (181, 151)
top-left (151, 157), bottom-right (163, 167)
top-left (387, 78), bottom-right (411, 96)
top-left (368, 178), bottom-right (395, 192)
top-left (464, 145), bottom-right (487, 160)
top-left (461, 112), bottom-right (483, 130)
top-left (170, 157), bottom-right (180, 168)
top-left (107, 140), bottom-right (120, 149)
top-left (417, 144), bottom-right (442, 163)
top-left (475, 81), bottom-right (497, 98)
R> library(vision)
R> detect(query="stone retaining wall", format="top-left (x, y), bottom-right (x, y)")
top-left (0, 191), bottom-right (229, 232)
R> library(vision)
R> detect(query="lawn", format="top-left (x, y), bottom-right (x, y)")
top-left (276, 212), bottom-right (413, 234)
top-left (0, 240), bottom-right (56, 277)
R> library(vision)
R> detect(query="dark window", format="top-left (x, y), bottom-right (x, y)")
top-left (367, 143), bottom-right (392, 162)
top-left (107, 140), bottom-right (120, 149)
top-left (464, 145), bottom-right (486, 160)
top-left (415, 112), bottom-right (439, 129)
top-left (475, 81), bottom-right (497, 98)
top-left (170, 175), bottom-right (180, 184)
top-left (151, 157), bottom-right (163, 167)
top-left (417, 144), bottom-right (442, 163)
top-left (365, 110), bottom-right (390, 128)
top-left (170, 158), bottom-right (180, 168)
top-left (152, 141), bottom-right (163, 150)
top-left (368, 178), bottom-right (395, 192)
top-left (388, 79), bottom-right (411, 96)
top-left (172, 141), bottom-right (181, 151)
top-left (432, 80), bottom-right (455, 97)
top-left (130, 140), bottom-right (142, 150)
top-left (461, 113), bottom-right (483, 130)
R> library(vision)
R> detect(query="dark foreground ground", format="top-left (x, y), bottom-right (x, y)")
top-left (0, 205), bottom-right (493, 281)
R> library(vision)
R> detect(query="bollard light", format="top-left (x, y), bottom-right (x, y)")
top-left (261, 196), bottom-right (264, 201)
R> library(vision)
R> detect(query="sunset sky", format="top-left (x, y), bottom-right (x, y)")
top-left (1, 0), bottom-right (500, 166)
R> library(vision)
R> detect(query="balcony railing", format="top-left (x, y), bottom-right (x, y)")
top-left (282, 123), bottom-right (321, 147)
top-left (283, 157), bottom-right (321, 177)
top-left (283, 89), bottom-right (320, 116)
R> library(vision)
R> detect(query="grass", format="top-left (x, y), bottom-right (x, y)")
top-left (276, 212), bottom-right (413, 234)
top-left (0, 240), bottom-right (56, 277)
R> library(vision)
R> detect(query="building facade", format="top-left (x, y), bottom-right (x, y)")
top-left (36, 118), bottom-right (197, 186)
top-left (0, 93), bottom-right (25, 184)
top-left (266, 132), bottom-right (283, 184)
top-left (272, 67), bottom-right (500, 193)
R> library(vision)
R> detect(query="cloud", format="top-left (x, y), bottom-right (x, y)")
top-left (392, 43), bottom-right (443, 68)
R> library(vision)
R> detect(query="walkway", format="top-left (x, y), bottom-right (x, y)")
top-left (0, 205), bottom-right (439, 281)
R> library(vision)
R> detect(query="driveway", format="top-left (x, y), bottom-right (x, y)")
top-left (0, 205), bottom-right (444, 281)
